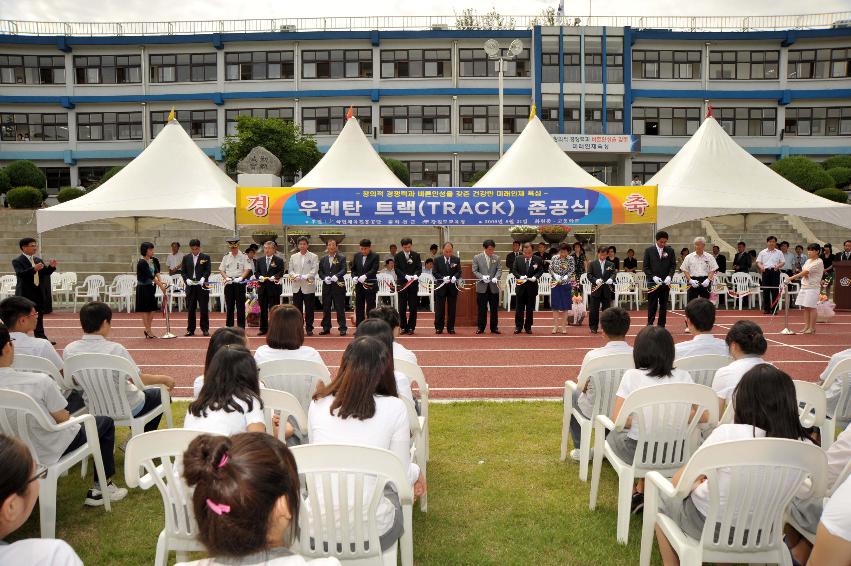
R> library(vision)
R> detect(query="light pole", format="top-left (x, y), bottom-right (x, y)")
top-left (483, 38), bottom-right (523, 157)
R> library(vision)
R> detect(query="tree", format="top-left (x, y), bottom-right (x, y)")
top-left (57, 187), bottom-right (86, 202)
top-left (381, 157), bottom-right (410, 186)
top-left (466, 168), bottom-right (489, 187)
top-left (454, 8), bottom-right (515, 30)
top-left (826, 167), bottom-right (851, 189)
top-left (4, 160), bottom-right (46, 189)
top-left (222, 115), bottom-right (322, 180)
top-left (814, 187), bottom-right (849, 203)
top-left (6, 186), bottom-right (43, 209)
top-left (770, 156), bottom-right (834, 192)
top-left (0, 168), bottom-right (9, 194)
top-left (530, 7), bottom-right (558, 27)
top-left (101, 166), bottom-right (123, 183)
top-left (821, 155), bottom-right (851, 171)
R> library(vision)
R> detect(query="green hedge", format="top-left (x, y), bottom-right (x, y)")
top-left (0, 168), bottom-right (9, 194)
top-left (4, 160), bottom-right (46, 189)
top-left (381, 157), bottom-right (410, 186)
top-left (826, 167), bottom-right (851, 189)
top-left (821, 155), bottom-right (851, 171)
top-left (814, 187), bottom-right (849, 203)
top-left (57, 186), bottom-right (86, 203)
top-left (770, 156), bottom-right (835, 192)
top-left (6, 186), bottom-right (44, 209)
top-left (101, 166), bottom-right (123, 182)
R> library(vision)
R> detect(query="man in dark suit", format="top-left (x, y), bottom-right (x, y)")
top-left (180, 238), bottom-right (212, 336)
top-left (586, 245), bottom-right (617, 334)
top-left (394, 238), bottom-right (422, 335)
top-left (505, 241), bottom-right (521, 269)
top-left (12, 237), bottom-right (56, 341)
top-left (350, 238), bottom-right (379, 327)
top-left (511, 242), bottom-right (545, 334)
top-left (318, 239), bottom-right (348, 336)
top-left (255, 240), bottom-right (285, 336)
top-left (733, 241), bottom-right (752, 273)
top-left (712, 245), bottom-right (727, 273)
top-left (837, 240), bottom-right (851, 262)
top-left (432, 242), bottom-right (462, 335)
top-left (643, 230), bottom-right (677, 328)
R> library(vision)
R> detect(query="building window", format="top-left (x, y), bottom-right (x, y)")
top-left (585, 95), bottom-right (603, 134)
top-left (379, 106), bottom-right (450, 134)
top-left (0, 54), bottom-right (65, 84)
top-left (541, 107), bottom-right (559, 133)
top-left (788, 48), bottom-right (851, 79)
top-left (0, 113), bottom-right (68, 141)
top-left (714, 107), bottom-right (776, 136)
top-left (784, 107), bottom-right (851, 136)
top-left (632, 107), bottom-right (700, 136)
top-left (404, 160), bottom-right (451, 186)
top-left (73, 55), bottom-right (141, 84)
top-left (302, 50), bottom-right (372, 79)
top-left (77, 112), bottom-right (143, 141)
top-left (541, 52), bottom-right (560, 83)
top-left (709, 50), bottom-right (779, 80)
top-left (632, 161), bottom-right (665, 183)
top-left (224, 51), bottom-right (294, 81)
top-left (632, 50), bottom-right (701, 79)
top-left (78, 166), bottom-right (111, 188)
top-left (302, 106), bottom-right (371, 135)
top-left (42, 167), bottom-right (70, 190)
top-left (458, 48), bottom-right (531, 77)
top-left (564, 95), bottom-right (581, 134)
top-left (460, 160), bottom-right (497, 185)
top-left (149, 53), bottom-right (217, 83)
top-left (563, 36), bottom-right (581, 83)
top-left (150, 110), bottom-right (217, 138)
top-left (380, 49), bottom-right (451, 78)
top-left (605, 36), bottom-right (624, 84)
top-left (225, 108), bottom-right (294, 136)
top-left (584, 36), bottom-right (603, 83)
top-left (459, 105), bottom-right (528, 134)
top-left (607, 95), bottom-right (624, 134)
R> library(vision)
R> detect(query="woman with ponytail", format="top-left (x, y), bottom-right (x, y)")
top-left (711, 320), bottom-right (769, 415)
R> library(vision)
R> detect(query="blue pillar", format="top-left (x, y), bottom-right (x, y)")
top-left (534, 26), bottom-right (543, 118)
top-left (602, 27), bottom-right (608, 134)
top-left (623, 27), bottom-right (633, 135)
top-left (558, 27), bottom-right (565, 134)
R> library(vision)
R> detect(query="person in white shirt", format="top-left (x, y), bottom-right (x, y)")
top-left (679, 236), bottom-right (718, 307)
top-left (218, 237), bottom-right (252, 329)
top-left (787, 243), bottom-right (825, 335)
top-left (819, 347), bottom-right (851, 415)
top-left (367, 305), bottom-right (418, 365)
top-left (354, 318), bottom-right (414, 403)
top-left (287, 236), bottom-right (319, 336)
top-left (711, 320), bottom-right (768, 416)
top-left (177, 433), bottom-right (340, 566)
top-left (0, 434), bottom-right (84, 565)
top-left (568, 307), bottom-right (633, 461)
top-left (192, 327), bottom-right (249, 397)
top-left (165, 241), bottom-right (184, 276)
top-left (654, 365), bottom-right (812, 566)
top-left (63, 302), bottom-right (175, 433)
top-left (675, 298), bottom-right (730, 359)
top-left (808, 473), bottom-right (851, 566)
top-left (253, 304), bottom-right (329, 375)
top-left (308, 336), bottom-right (426, 551)
top-left (756, 235), bottom-right (785, 314)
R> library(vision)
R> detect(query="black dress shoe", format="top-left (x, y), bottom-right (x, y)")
top-left (590, 329), bottom-right (598, 334)
top-left (524, 329), bottom-right (533, 334)
top-left (435, 329), bottom-right (443, 335)
top-left (475, 329), bottom-right (484, 335)
top-left (306, 330), bottom-right (314, 336)
top-left (319, 330), bottom-right (331, 336)
top-left (448, 330), bottom-right (456, 335)
top-left (514, 329), bottom-right (521, 334)
top-left (491, 329), bottom-right (501, 335)
top-left (184, 331), bottom-right (195, 337)
top-left (257, 331), bottom-right (267, 336)
top-left (202, 331), bottom-right (210, 337)
top-left (339, 329), bottom-right (347, 336)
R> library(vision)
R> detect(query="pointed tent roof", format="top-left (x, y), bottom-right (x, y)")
top-left (294, 117), bottom-right (405, 188)
top-left (473, 115), bottom-right (606, 187)
top-left (651, 116), bottom-right (851, 229)
top-left (37, 120), bottom-right (236, 233)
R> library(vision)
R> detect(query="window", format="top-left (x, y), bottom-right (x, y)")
top-left (42, 167), bottom-right (70, 190)
top-left (379, 106), bottom-right (450, 134)
top-left (403, 161), bottom-right (451, 187)
top-left (632, 50), bottom-right (701, 79)
top-left (788, 48), bottom-right (851, 79)
top-left (458, 47), bottom-right (531, 77)
top-left (459, 105), bottom-right (528, 134)
top-left (607, 95), bottom-right (624, 134)
top-left (224, 51), bottom-right (294, 81)
top-left (714, 107), bottom-right (776, 136)
top-left (78, 166), bottom-right (111, 188)
top-left (0, 113), bottom-right (68, 141)
top-left (541, 52), bottom-right (560, 83)
top-left (632, 161), bottom-right (665, 183)
top-left (632, 107), bottom-right (700, 136)
top-left (150, 110), bottom-right (217, 138)
top-left (73, 55), bottom-right (141, 84)
top-left (225, 108), bottom-right (294, 136)
top-left (541, 107), bottom-right (559, 133)
top-left (0, 54), bottom-right (65, 84)
top-left (564, 94), bottom-right (580, 134)
top-left (584, 36), bottom-right (603, 83)
top-left (302, 106), bottom-right (371, 135)
top-left (606, 36), bottom-right (624, 84)
top-left (709, 50), bottom-right (779, 80)
top-left (149, 53), bottom-right (217, 83)
top-left (380, 49), bottom-right (451, 78)
top-left (784, 107), bottom-right (851, 136)
top-left (302, 50), bottom-right (372, 79)
top-left (585, 95), bottom-right (603, 134)
top-left (459, 160), bottom-right (497, 185)
top-left (77, 112), bottom-right (143, 141)
top-left (563, 36), bottom-right (581, 83)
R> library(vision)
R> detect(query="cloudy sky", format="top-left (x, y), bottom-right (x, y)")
top-left (2, 0), bottom-right (850, 22)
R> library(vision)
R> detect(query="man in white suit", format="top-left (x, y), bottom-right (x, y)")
top-left (288, 236), bottom-right (319, 336)
top-left (472, 239), bottom-right (502, 335)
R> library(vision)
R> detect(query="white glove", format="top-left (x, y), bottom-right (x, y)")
top-left (443, 276), bottom-right (450, 282)
top-left (331, 275), bottom-right (338, 283)
top-left (702, 279), bottom-right (711, 288)
top-left (689, 279), bottom-right (699, 288)
top-left (451, 276), bottom-right (457, 283)
top-left (605, 279), bottom-right (613, 285)
top-left (653, 276), bottom-right (662, 284)
top-left (234, 277), bottom-right (242, 284)
top-left (664, 276), bottom-right (672, 285)
top-left (595, 278), bottom-right (603, 285)
top-left (323, 276), bottom-right (332, 284)
top-left (562, 275), bottom-right (571, 282)
top-left (357, 275), bottom-right (366, 283)
top-left (482, 275), bottom-right (491, 283)
top-left (413, 275), bottom-right (419, 281)
top-left (199, 277), bottom-right (206, 286)
top-left (405, 275), bottom-right (413, 281)
top-left (529, 276), bottom-right (537, 282)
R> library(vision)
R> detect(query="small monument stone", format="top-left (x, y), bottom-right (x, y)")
top-left (237, 147), bottom-right (282, 175)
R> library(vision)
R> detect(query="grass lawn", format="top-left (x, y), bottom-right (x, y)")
top-left (10, 401), bottom-right (662, 565)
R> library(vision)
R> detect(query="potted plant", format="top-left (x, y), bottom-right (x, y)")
top-left (508, 225), bottom-right (538, 243)
top-left (252, 230), bottom-right (279, 245)
top-left (538, 224), bottom-right (572, 244)
top-left (318, 229), bottom-right (346, 245)
top-left (285, 230), bottom-right (311, 251)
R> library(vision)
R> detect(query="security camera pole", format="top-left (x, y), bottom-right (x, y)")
top-left (484, 39), bottom-right (524, 157)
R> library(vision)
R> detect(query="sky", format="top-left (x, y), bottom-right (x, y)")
top-left (1, 0), bottom-right (850, 23)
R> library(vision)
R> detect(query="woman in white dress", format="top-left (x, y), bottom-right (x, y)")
top-left (787, 243), bottom-right (824, 335)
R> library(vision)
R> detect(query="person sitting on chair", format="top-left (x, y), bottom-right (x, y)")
top-left (675, 298), bottom-right (729, 359)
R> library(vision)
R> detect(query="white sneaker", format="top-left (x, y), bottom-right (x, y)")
top-left (85, 482), bottom-right (128, 507)
top-left (569, 449), bottom-right (593, 462)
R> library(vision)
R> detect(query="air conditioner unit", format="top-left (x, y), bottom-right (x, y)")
top-left (279, 24), bottom-right (297, 32)
top-left (430, 23), bottom-right (449, 31)
top-left (831, 19), bottom-right (851, 29)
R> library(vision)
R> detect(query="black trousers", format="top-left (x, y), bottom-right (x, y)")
top-left (647, 284), bottom-right (671, 327)
top-left (686, 276), bottom-right (710, 304)
top-left (477, 288), bottom-right (499, 331)
top-left (62, 415), bottom-right (115, 482)
top-left (258, 283), bottom-right (281, 333)
top-left (22, 291), bottom-right (47, 338)
top-left (588, 293), bottom-right (612, 332)
top-left (434, 288), bottom-right (458, 331)
top-left (398, 283), bottom-right (419, 331)
top-left (224, 283), bottom-right (246, 328)
top-left (322, 283), bottom-right (347, 332)
top-left (355, 285), bottom-right (376, 326)
top-left (762, 269), bottom-right (781, 313)
top-left (515, 283), bottom-right (538, 331)
top-left (293, 290), bottom-right (316, 332)
top-left (185, 285), bottom-right (209, 333)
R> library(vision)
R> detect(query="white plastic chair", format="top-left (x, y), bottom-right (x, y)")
top-left (535, 273), bottom-right (552, 311)
top-left (560, 353), bottom-right (635, 481)
top-left (291, 443), bottom-right (414, 566)
top-left (821, 357), bottom-right (851, 447)
top-left (502, 274), bottom-right (517, 311)
top-left (0, 274), bottom-right (16, 300)
top-left (589, 383), bottom-right (720, 544)
top-left (0, 388), bottom-right (112, 539)
top-left (669, 273), bottom-right (688, 310)
top-left (260, 387), bottom-right (308, 443)
top-left (376, 275), bottom-right (398, 310)
top-left (673, 354), bottom-right (731, 388)
top-left (73, 275), bottom-right (105, 311)
top-left (730, 272), bottom-right (752, 310)
top-left (279, 276), bottom-right (294, 305)
top-left (614, 272), bottom-right (639, 310)
top-left (640, 438), bottom-right (827, 566)
top-left (257, 359), bottom-right (331, 414)
top-left (106, 274), bottom-right (136, 313)
top-left (748, 272), bottom-right (764, 310)
top-left (12, 353), bottom-right (69, 390)
top-left (579, 273), bottom-right (591, 309)
top-left (63, 353), bottom-right (173, 437)
top-left (156, 274), bottom-right (186, 313)
top-left (344, 274), bottom-right (356, 307)
top-left (124, 429), bottom-right (208, 566)
top-left (393, 357), bottom-right (430, 464)
top-left (50, 272), bottom-right (72, 306)
top-left (207, 274), bottom-right (226, 312)
top-left (711, 277), bottom-right (730, 310)
top-left (793, 379), bottom-right (830, 449)
top-left (634, 272), bottom-right (647, 306)
top-left (779, 272), bottom-right (799, 308)
top-left (417, 274), bottom-right (435, 312)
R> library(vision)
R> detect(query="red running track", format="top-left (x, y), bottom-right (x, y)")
top-left (38, 308), bottom-right (851, 400)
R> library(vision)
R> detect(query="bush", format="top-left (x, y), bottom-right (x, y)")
top-left (814, 187), bottom-right (849, 203)
top-left (381, 157), bottom-right (410, 186)
top-left (770, 156), bottom-right (834, 192)
top-left (4, 160), bottom-right (46, 189)
top-left (467, 168), bottom-right (489, 187)
top-left (57, 186), bottom-right (86, 203)
top-left (826, 167), bottom-right (851, 189)
top-left (0, 168), bottom-right (9, 194)
top-left (6, 186), bottom-right (44, 209)
top-left (821, 155), bottom-right (851, 171)
top-left (101, 166), bottom-right (123, 182)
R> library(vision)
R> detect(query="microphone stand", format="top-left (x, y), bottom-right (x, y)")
top-left (161, 284), bottom-right (177, 339)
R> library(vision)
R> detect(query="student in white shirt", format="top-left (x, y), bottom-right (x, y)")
top-left (178, 433), bottom-right (340, 566)
top-left (192, 327), bottom-right (249, 398)
top-left (63, 302), bottom-right (174, 432)
top-left (756, 235), bottom-right (785, 314)
top-left (165, 241), bottom-right (184, 276)
top-left (354, 318), bottom-right (414, 403)
top-left (0, 434), bottom-right (84, 565)
top-left (711, 320), bottom-right (768, 416)
top-left (808, 474), bottom-right (851, 566)
top-left (308, 336), bottom-right (426, 551)
top-left (568, 307), bottom-right (633, 461)
top-left (674, 298), bottom-right (730, 359)
top-left (367, 305), bottom-right (418, 365)
top-left (820, 347), bottom-right (851, 414)
top-left (654, 365), bottom-right (812, 566)
top-left (253, 304), bottom-right (328, 374)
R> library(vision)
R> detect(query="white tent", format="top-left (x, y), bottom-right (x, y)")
top-left (294, 116), bottom-right (405, 188)
top-left (652, 116), bottom-right (851, 229)
top-left (474, 115), bottom-right (606, 187)
top-left (36, 120), bottom-right (236, 233)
